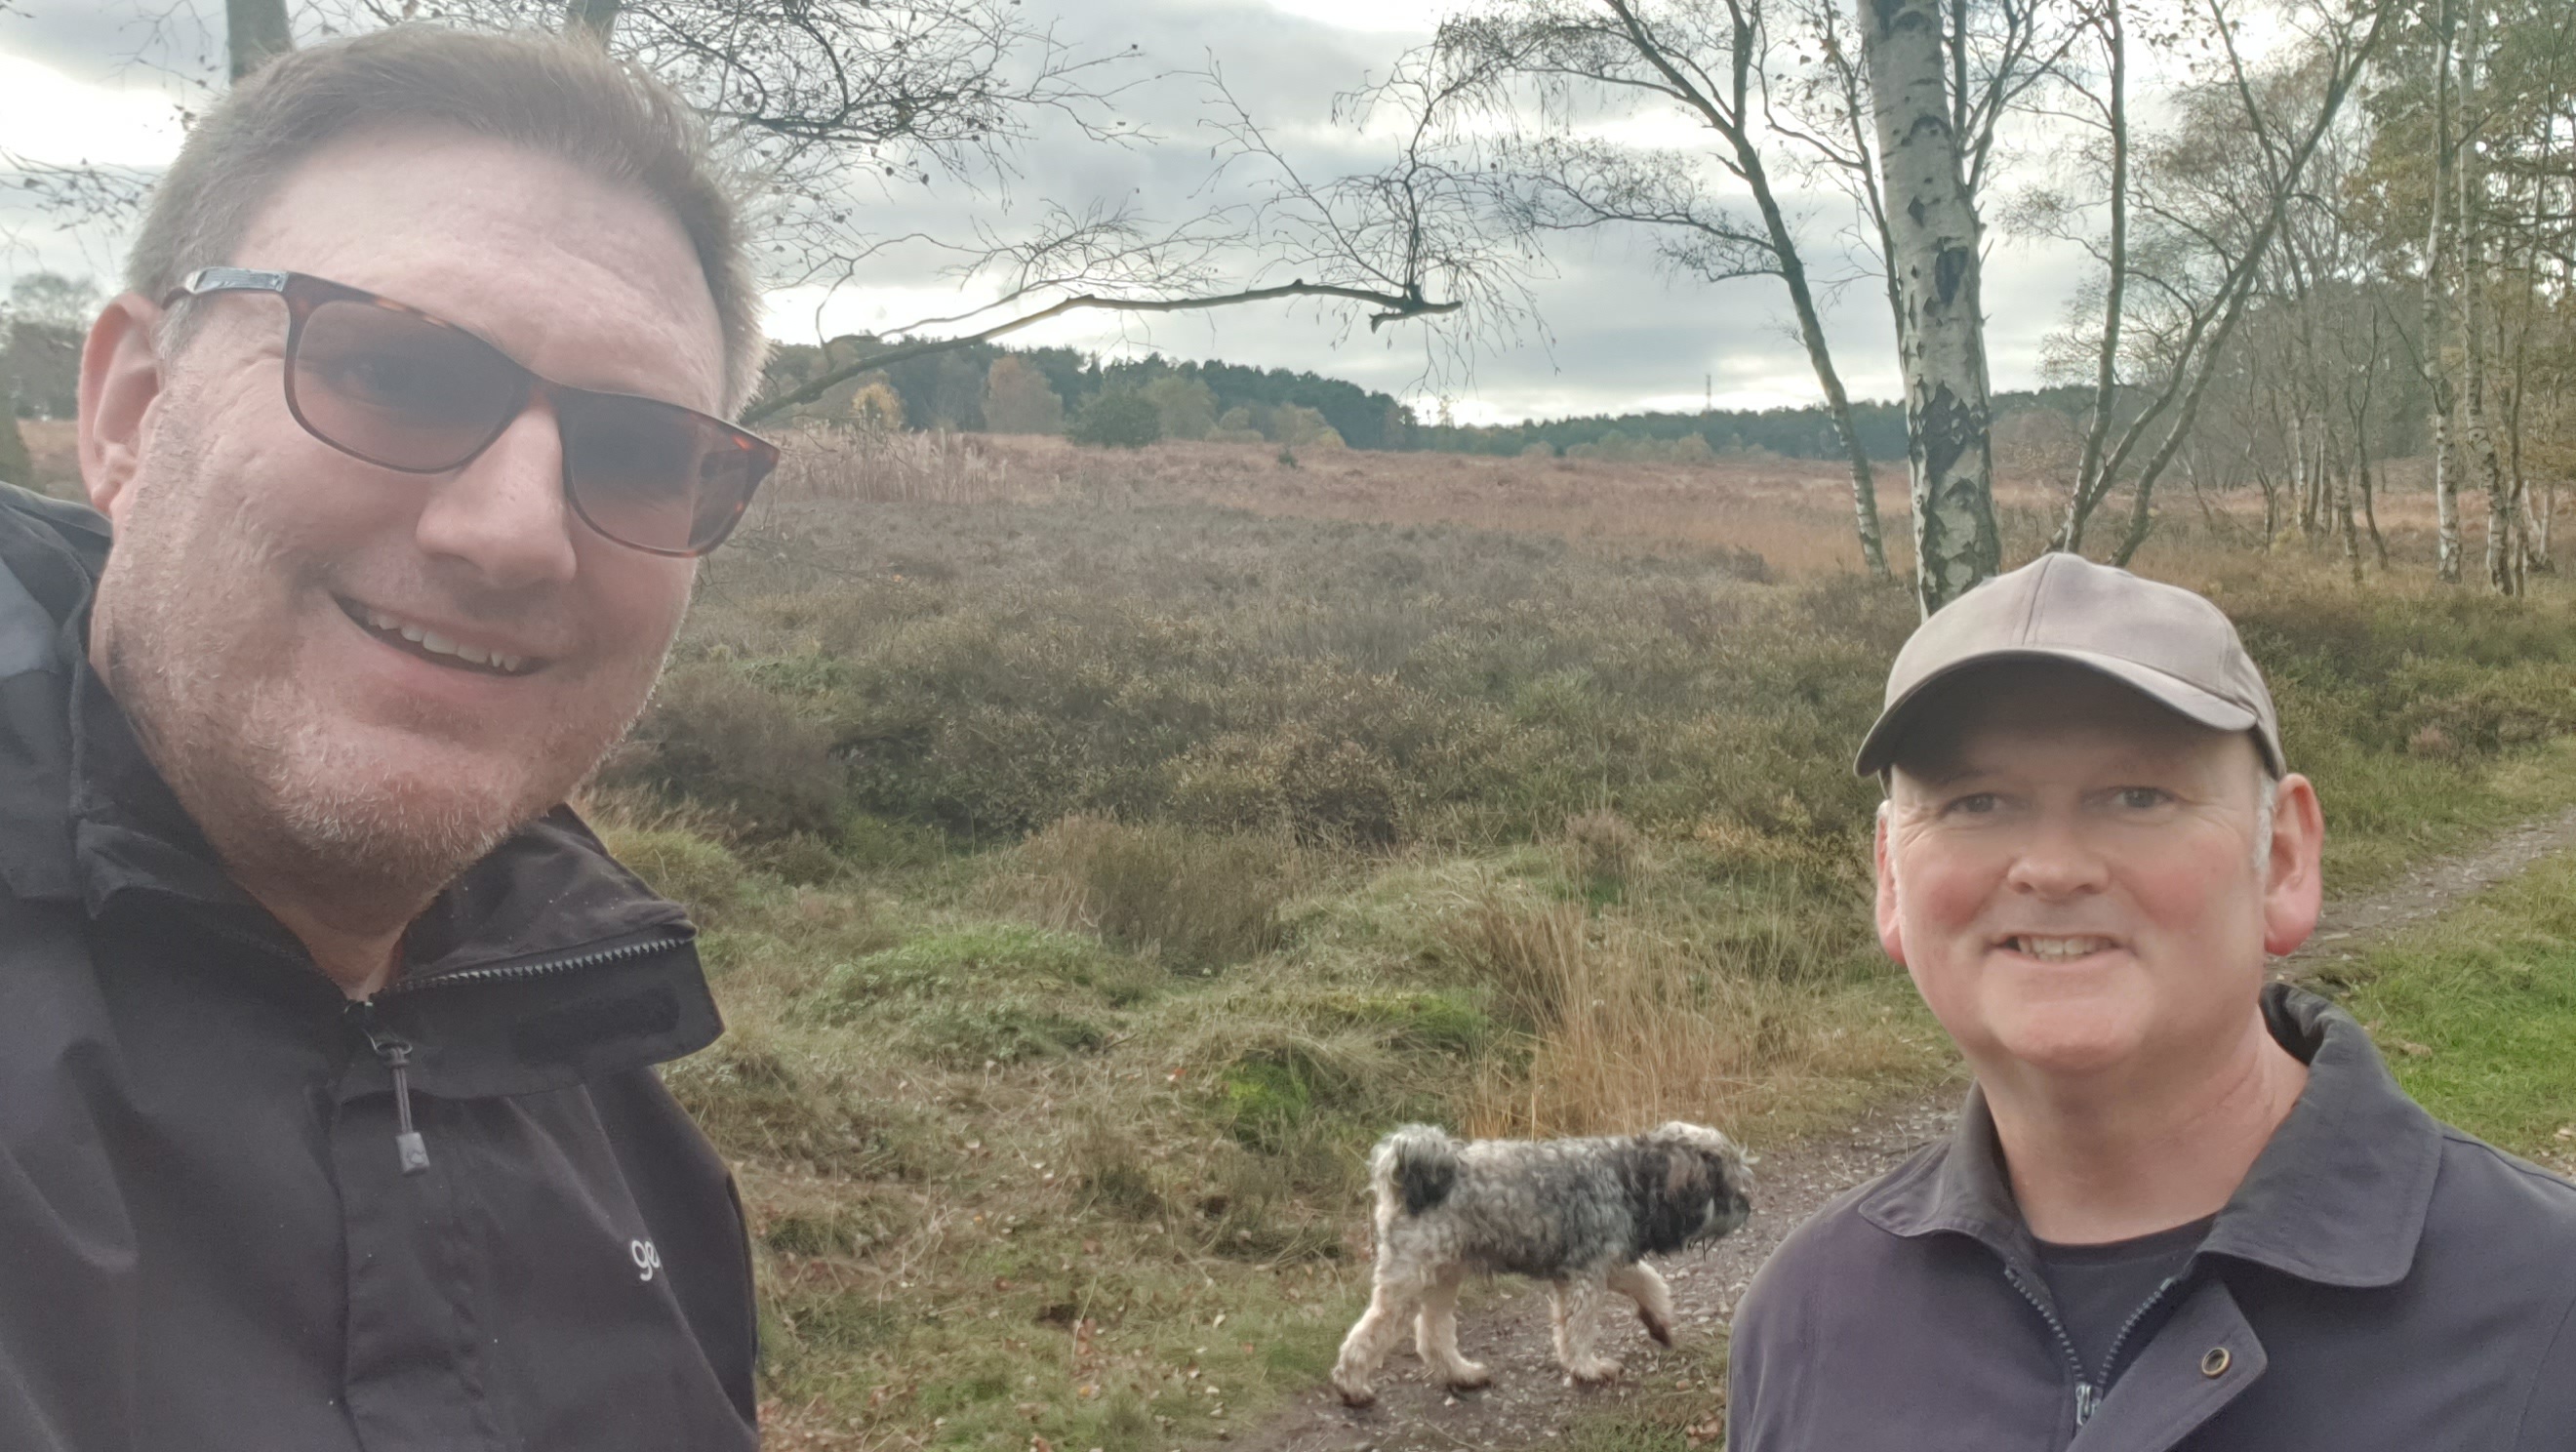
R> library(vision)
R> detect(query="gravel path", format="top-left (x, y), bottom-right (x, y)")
top-left (1222, 804), bottom-right (2576, 1452)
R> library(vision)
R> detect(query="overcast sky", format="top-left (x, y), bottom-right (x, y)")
top-left (0, 0), bottom-right (2099, 424)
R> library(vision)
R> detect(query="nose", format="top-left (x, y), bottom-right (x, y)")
top-left (410, 394), bottom-right (581, 590)
top-left (2003, 808), bottom-right (2111, 901)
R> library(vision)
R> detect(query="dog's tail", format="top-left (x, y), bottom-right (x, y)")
top-left (1370, 1124), bottom-right (1461, 1218)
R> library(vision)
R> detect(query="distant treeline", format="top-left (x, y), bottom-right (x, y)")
top-left (757, 337), bottom-right (2106, 462)
top-left (760, 339), bottom-right (1413, 451)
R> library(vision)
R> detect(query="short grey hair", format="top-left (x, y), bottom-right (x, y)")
top-left (127, 25), bottom-right (767, 415)
top-left (2251, 767), bottom-right (2279, 873)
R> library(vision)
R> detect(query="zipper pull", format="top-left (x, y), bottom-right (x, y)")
top-left (362, 1023), bottom-right (432, 1175)
top-left (2075, 1380), bottom-right (2099, 1428)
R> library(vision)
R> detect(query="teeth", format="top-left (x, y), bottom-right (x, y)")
top-left (2015, 936), bottom-right (2113, 962)
top-left (357, 605), bottom-right (529, 675)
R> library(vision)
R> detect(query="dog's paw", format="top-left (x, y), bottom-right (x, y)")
top-left (1638, 1309), bottom-right (1674, 1347)
top-left (1565, 1356), bottom-right (1624, 1388)
top-left (1444, 1360), bottom-right (1492, 1392)
top-left (1332, 1378), bottom-right (1378, 1409)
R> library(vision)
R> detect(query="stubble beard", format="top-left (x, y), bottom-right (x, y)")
top-left (93, 402), bottom-right (653, 930)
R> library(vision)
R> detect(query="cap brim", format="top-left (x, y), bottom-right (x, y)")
top-left (1853, 648), bottom-right (2266, 778)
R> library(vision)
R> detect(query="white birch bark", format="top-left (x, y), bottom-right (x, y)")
top-left (226, 0), bottom-right (293, 81)
top-left (1860, 0), bottom-right (1998, 615)
top-left (2456, 0), bottom-right (2515, 593)
top-left (2425, 0), bottom-right (2464, 583)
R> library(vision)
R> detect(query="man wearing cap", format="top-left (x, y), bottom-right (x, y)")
top-left (1724, 554), bottom-right (2576, 1450)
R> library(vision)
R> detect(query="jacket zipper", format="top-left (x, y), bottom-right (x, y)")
top-left (2003, 1265), bottom-right (2099, 1429)
top-left (2004, 1265), bottom-right (2187, 1432)
top-left (374, 932), bottom-right (687, 998)
top-left (354, 1009), bottom-right (433, 1176)
top-left (346, 931), bottom-right (692, 1174)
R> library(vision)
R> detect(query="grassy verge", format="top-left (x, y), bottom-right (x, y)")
top-left (585, 475), bottom-right (2576, 1450)
top-left (2332, 850), bottom-right (2576, 1176)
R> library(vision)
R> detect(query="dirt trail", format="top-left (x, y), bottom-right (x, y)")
top-left (1226, 804), bottom-right (2576, 1452)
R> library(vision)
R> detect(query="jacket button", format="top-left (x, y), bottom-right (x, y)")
top-left (2200, 1347), bottom-right (2232, 1378)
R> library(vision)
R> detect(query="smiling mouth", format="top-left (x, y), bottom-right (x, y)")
top-left (2006, 936), bottom-right (2118, 963)
top-left (341, 599), bottom-right (539, 677)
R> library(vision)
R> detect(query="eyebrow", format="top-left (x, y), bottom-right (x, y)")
top-left (1904, 745), bottom-right (2204, 792)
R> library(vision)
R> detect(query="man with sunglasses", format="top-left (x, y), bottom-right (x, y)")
top-left (0, 26), bottom-right (776, 1451)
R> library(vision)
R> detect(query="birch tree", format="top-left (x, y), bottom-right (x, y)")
top-left (227, 0), bottom-right (294, 78)
top-left (2031, 0), bottom-right (2393, 564)
top-left (1423, 0), bottom-right (1897, 580)
top-left (1861, 0), bottom-right (1998, 612)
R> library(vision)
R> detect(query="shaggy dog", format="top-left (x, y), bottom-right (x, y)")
top-left (1331, 1121), bottom-right (1751, 1406)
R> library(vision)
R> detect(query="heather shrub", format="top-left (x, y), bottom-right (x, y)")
top-left (609, 663), bottom-right (846, 839)
top-left (1023, 815), bottom-right (1290, 970)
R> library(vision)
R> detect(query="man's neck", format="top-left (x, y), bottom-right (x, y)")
top-left (222, 856), bottom-right (424, 998)
top-left (1983, 1008), bottom-right (2310, 1245)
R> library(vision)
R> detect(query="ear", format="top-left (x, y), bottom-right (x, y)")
top-left (79, 293), bottom-right (167, 526)
top-left (1873, 801), bottom-right (1908, 968)
top-left (1664, 1146), bottom-right (1709, 1203)
top-left (2261, 773), bottom-right (2325, 957)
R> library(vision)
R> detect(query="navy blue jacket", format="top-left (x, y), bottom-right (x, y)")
top-left (1730, 985), bottom-right (2576, 1451)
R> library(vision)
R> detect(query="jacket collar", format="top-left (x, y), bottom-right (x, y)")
top-left (1860, 984), bottom-right (2443, 1290)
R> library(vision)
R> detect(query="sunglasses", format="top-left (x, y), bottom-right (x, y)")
top-left (161, 266), bottom-right (778, 557)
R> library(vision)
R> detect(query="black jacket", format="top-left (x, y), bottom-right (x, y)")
top-left (1728, 985), bottom-right (2576, 1451)
top-left (0, 485), bottom-right (759, 1451)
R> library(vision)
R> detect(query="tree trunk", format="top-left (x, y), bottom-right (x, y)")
top-left (1738, 145), bottom-right (1892, 581)
top-left (1599, 0), bottom-right (1892, 581)
top-left (2056, 0), bottom-right (2128, 556)
top-left (2290, 409), bottom-right (2314, 539)
top-left (1862, 0), bottom-right (1998, 614)
top-left (566, 0), bottom-right (624, 44)
top-left (2336, 452), bottom-right (2361, 585)
top-left (2457, 0), bottom-right (2513, 594)
top-left (2359, 438), bottom-right (2388, 567)
top-left (226, 0), bottom-right (294, 82)
top-left (2425, 0), bottom-right (2463, 583)
top-left (2509, 261), bottom-right (2548, 572)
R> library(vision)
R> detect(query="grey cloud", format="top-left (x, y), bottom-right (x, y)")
top-left (0, 0), bottom-right (2096, 420)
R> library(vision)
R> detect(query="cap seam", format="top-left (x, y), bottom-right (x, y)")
top-left (2014, 554), bottom-right (2052, 644)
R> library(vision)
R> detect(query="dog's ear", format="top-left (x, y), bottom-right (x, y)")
top-left (1666, 1149), bottom-right (1711, 1203)
top-left (1630, 1142), bottom-right (1712, 1255)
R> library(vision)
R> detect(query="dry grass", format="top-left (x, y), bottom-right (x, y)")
top-left (1441, 896), bottom-right (1941, 1143)
top-left (741, 426), bottom-right (2550, 595)
top-left (757, 424), bottom-right (1027, 506)
top-left (1017, 815), bottom-right (1296, 972)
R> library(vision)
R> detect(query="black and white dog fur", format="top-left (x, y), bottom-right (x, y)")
top-left (1332, 1121), bottom-right (1751, 1406)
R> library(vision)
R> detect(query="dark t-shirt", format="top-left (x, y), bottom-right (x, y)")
top-left (2033, 1215), bottom-right (2212, 1386)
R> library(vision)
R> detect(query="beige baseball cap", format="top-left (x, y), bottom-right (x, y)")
top-left (1853, 552), bottom-right (2285, 779)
